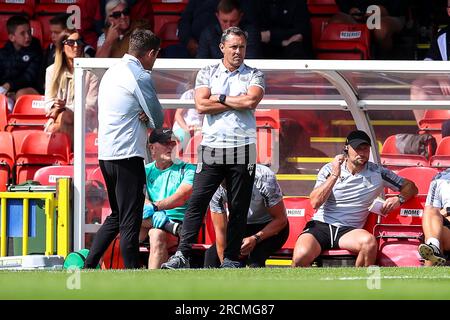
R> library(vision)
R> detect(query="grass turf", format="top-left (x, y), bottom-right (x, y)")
top-left (1, 267), bottom-right (450, 300)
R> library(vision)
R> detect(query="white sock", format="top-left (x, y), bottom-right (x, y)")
top-left (427, 238), bottom-right (441, 251)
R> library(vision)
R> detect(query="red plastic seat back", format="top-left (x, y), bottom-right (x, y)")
top-left (0, 132), bottom-right (15, 191)
top-left (387, 167), bottom-right (439, 195)
top-left (19, 131), bottom-right (70, 160)
top-left (33, 165), bottom-right (74, 186)
top-left (281, 197), bottom-right (315, 251)
top-left (12, 95), bottom-right (46, 115)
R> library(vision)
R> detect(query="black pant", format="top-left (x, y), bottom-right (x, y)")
top-left (178, 144), bottom-right (256, 261)
top-left (203, 222), bottom-right (290, 268)
top-left (84, 157), bottom-right (145, 269)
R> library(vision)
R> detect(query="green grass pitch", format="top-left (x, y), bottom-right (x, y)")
top-left (1, 267), bottom-right (450, 300)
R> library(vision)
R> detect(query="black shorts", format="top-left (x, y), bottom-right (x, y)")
top-left (301, 220), bottom-right (355, 250)
top-left (443, 217), bottom-right (450, 230)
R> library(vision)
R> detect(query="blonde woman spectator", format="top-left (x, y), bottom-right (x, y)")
top-left (45, 29), bottom-right (99, 144)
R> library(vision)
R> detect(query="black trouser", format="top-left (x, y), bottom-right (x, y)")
top-left (203, 222), bottom-right (290, 268)
top-left (84, 157), bottom-right (145, 269)
top-left (178, 144), bottom-right (256, 261)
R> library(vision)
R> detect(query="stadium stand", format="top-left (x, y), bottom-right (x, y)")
top-left (0, 131), bottom-right (15, 191)
top-left (33, 164), bottom-right (73, 186)
top-left (315, 23), bottom-right (370, 60)
top-left (14, 131), bottom-right (71, 184)
top-left (430, 136), bottom-right (450, 170)
top-left (151, 0), bottom-right (187, 42)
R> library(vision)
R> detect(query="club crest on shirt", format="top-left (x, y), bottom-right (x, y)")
top-left (195, 163), bottom-right (202, 174)
top-left (247, 163), bottom-right (255, 176)
top-left (22, 55), bottom-right (30, 62)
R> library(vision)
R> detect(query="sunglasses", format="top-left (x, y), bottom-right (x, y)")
top-left (63, 39), bottom-right (85, 47)
top-left (109, 8), bottom-right (130, 19)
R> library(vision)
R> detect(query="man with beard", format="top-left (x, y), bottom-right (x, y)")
top-left (292, 130), bottom-right (418, 267)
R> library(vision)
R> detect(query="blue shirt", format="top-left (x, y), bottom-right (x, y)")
top-left (145, 161), bottom-right (196, 221)
top-left (98, 54), bottom-right (164, 160)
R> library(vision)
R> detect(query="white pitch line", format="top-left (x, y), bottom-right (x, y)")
top-left (319, 275), bottom-right (450, 281)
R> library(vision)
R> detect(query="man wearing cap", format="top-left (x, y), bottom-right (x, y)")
top-left (139, 128), bottom-right (195, 269)
top-left (292, 130), bottom-right (418, 267)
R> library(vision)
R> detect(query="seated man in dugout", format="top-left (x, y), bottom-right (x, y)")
top-left (204, 163), bottom-right (289, 268)
top-left (418, 168), bottom-right (450, 266)
top-left (139, 128), bottom-right (196, 269)
top-left (292, 130), bottom-right (418, 267)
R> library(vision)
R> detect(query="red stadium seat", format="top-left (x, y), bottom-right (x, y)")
top-left (157, 19), bottom-right (180, 48)
top-left (0, 3), bottom-right (34, 17)
top-left (307, 0), bottom-right (338, 50)
top-left (276, 197), bottom-right (314, 256)
top-left (87, 166), bottom-right (110, 224)
top-left (374, 224), bottom-right (423, 267)
top-left (256, 109), bottom-right (280, 166)
top-left (430, 136), bottom-right (450, 170)
top-left (387, 167), bottom-right (439, 196)
top-left (315, 23), bottom-right (370, 59)
top-left (418, 109), bottom-right (450, 144)
top-left (0, 131), bottom-right (15, 191)
top-left (33, 165), bottom-right (73, 186)
top-left (30, 19), bottom-right (43, 46)
top-left (6, 95), bottom-right (47, 132)
top-left (0, 94), bottom-right (7, 131)
top-left (14, 131), bottom-right (70, 184)
top-left (380, 135), bottom-right (430, 171)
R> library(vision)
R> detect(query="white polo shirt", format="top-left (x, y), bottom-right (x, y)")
top-left (313, 161), bottom-right (404, 229)
top-left (209, 164), bottom-right (282, 224)
top-left (98, 54), bottom-right (164, 160)
top-left (195, 62), bottom-right (265, 148)
top-left (426, 169), bottom-right (450, 209)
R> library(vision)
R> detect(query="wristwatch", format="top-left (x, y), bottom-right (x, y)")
top-left (397, 195), bottom-right (405, 205)
top-left (218, 94), bottom-right (226, 105)
top-left (252, 234), bottom-right (261, 244)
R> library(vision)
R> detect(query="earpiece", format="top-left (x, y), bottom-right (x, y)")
top-left (342, 146), bottom-right (348, 155)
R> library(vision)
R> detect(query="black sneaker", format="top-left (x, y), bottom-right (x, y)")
top-left (418, 243), bottom-right (446, 266)
top-left (161, 251), bottom-right (190, 269)
top-left (220, 258), bottom-right (242, 268)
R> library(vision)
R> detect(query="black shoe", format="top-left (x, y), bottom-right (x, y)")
top-left (161, 251), bottom-right (190, 269)
top-left (418, 243), bottom-right (446, 266)
top-left (220, 258), bottom-right (242, 268)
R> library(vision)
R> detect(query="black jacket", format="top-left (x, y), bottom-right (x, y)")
top-left (0, 37), bottom-right (43, 92)
top-left (255, 0), bottom-right (311, 47)
top-left (197, 21), bottom-right (262, 59)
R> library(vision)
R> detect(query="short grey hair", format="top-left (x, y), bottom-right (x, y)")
top-left (220, 26), bottom-right (248, 44)
top-left (105, 0), bottom-right (127, 24)
top-left (129, 29), bottom-right (161, 57)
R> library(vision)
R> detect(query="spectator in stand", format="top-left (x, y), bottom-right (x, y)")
top-left (292, 130), bottom-right (418, 267)
top-left (197, 0), bottom-right (261, 59)
top-left (255, 0), bottom-right (312, 59)
top-left (204, 164), bottom-right (289, 268)
top-left (419, 168), bottom-right (450, 266)
top-left (170, 0), bottom-right (256, 58)
top-left (0, 15), bottom-right (43, 112)
top-left (96, 0), bottom-right (151, 58)
top-left (44, 29), bottom-right (99, 145)
top-left (411, 2), bottom-right (450, 123)
top-left (139, 128), bottom-right (195, 269)
top-left (44, 14), bottom-right (96, 69)
top-left (96, 0), bottom-right (154, 36)
top-left (331, 0), bottom-right (408, 59)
